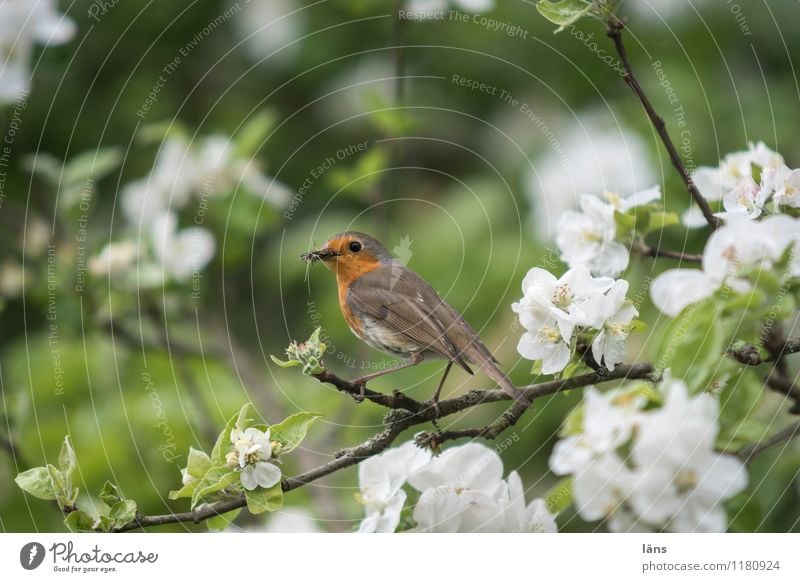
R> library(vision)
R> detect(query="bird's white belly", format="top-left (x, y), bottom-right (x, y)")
top-left (357, 315), bottom-right (421, 356)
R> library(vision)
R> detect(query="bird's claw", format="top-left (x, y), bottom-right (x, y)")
top-left (351, 380), bottom-right (367, 403)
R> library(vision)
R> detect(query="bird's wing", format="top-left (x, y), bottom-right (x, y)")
top-left (348, 270), bottom-right (474, 373)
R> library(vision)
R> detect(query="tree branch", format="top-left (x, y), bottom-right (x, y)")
top-left (112, 362), bottom-right (656, 531)
top-left (636, 243), bottom-right (703, 263)
top-left (727, 336), bottom-right (800, 366)
top-left (606, 20), bottom-right (719, 230)
top-left (736, 422), bottom-right (800, 465)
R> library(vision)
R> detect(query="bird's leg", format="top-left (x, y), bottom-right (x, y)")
top-left (430, 361), bottom-right (453, 424)
top-left (351, 352), bottom-right (424, 401)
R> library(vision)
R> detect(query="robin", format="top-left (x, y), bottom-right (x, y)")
top-left (301, 231), bottom-right (527, 405)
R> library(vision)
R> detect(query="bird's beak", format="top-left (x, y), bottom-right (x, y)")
top-left (301, 247), bottom-right (339, 263)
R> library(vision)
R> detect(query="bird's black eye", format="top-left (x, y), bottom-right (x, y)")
top-left (349, 241), bottom-right (362, 253)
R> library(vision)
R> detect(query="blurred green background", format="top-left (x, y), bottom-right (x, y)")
top-left (1, 0), bottom-right (798, 532)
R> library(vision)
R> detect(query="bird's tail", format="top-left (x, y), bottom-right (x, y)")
top-left (482, 360), bottom-right (530, 405)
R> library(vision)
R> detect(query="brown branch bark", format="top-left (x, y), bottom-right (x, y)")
top-left (727, 336), bottom-right (800, 366)
top-left (606, 20), bottom-right (719, 230)
top-left (637, 243), bottom-right (703, 263)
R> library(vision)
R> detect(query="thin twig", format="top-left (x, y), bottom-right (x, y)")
top-left (737, 422), bottom-right (800, 465)
top-left (606, 20), bottom-right (718, 230)
top-left (637, 243), bottom-right (703, 263)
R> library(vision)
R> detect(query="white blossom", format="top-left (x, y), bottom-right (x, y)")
top-left (769, 165), bottom-right (800, 209)
top-left (409, 443), bottom-right (555, 533)
top-left (88, 241), bottom-right (138, 277)
top-left (685, 142), bottom-right (784, 227)
top-left (591, 280), bottom-right (638, 371)
top-left (512, 266), bottom-right (614, 340)
top-left (229, 427), bottom-right (281, 491)
top-left (0, 0), bottom-right (75, 103)
top-left (357, 441), bottom-right (431, 533)
top-left (550, 377), bottom-right (748, 532)
top-left (550, 387), bottom-right (645, 477)
top-left (233, 0), bottom-right (303, 66)
top-left (150, 211), bottom-right (215, 282)
top-left (500, 471), bottom-right (557, 533)
top-left (651, 214), bottom-right (800, 316)
top-left (556, 194), bottom-right (630, 277)
top-left (629, 379), bottom-right (747, 532)
top-left (720, 176), bottom-right (770, 219)
top-left (513, 267), bottom-right (637, 374)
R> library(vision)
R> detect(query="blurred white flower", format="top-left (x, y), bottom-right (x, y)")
top-left (651, 214), bottom-right (799, 316)
top-left (548, 387), bottom-right (641, 529)
top-left (358, 441), bottom-right (431, 533)
top-left (591, 280), bottom-right (638, 371)
top-left (0, 259), bottom-right (26, 297)
top-left (150, 211), bottom-right (215, 282)
top-left (122, 136), bottom-right (198, 225)
top-left (769, 165), bottom-right (800, 209)
top-left (526, 113), bottom-right (656, 238)
top-left (556, 194), bottom-right (630, 277)
top-left (409, 443), bottom-right (555, 533)
top-left (686, 142), bottom-right (784, 227)
top-left (409, 443), bottom-right (506, 532)
top-left (123, 133), bottom-right (288, 229)
top-left (720, 176), bottom-right (769, 219)
top-left (229, 427), bottom-right (281, 491)
top-left (88, 241), bottom-right (138, 277)
top-left (260, 508), bottom-right (322, 533)
top-left (0, 0), bottom-right (75, 103)
top-left (550, 387), bottom-right (645, 477)
top-left (551, 377), bottom-right (748, 532)
top-left (500, 471), bottom-right (557, 533)
top-left (234, 0), bottom-right (303, 65)
top-left (629, 379), bottom-right (747, 532)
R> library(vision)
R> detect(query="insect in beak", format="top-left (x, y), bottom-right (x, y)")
top-left (301, 247), bottom-right (339, 263)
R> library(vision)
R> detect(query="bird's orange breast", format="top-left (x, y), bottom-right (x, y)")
top-left (334, 257), bottom-right (381, 335)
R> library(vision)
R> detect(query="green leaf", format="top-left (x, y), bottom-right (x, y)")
top-left (191, 467), bottom-right (239, 509)
top-left (109, 499), bottom-right (138, 528)
top-left (655, 298), bottom-right (730, 393)
top-left (544, 477), bottom-right (573, 514)
top-left (59, 436), bottom-right (77, 479)
top-left (99, 481), bottom-right (122, 506)
top-left (717, 369), bottom-right (764, 432)
top-left (186, 447), bottom-right (212, 480)
top-left (63, 147), bottom-right (123, 186)
top-left (245, 483), bottom-right (284, 514)
top-left (206, 508), bottom-right (242, 531)
top-left (727, 492), bottom-right (763, 532)
top-left (234, 111), bottom-right (276, 157)
top-left (15, 467), bottom-right (57, 501)
top-left (536, 0), bottom-right (594, 32)
top-left (644, 211), bottom-right (679, 233)
top-left (270, 355), bottom-right (302, 369)
top-left (270, 412), bottom-right (323, 454)
top-left (23, 152), bottom-right (63, 184)
top-left (169, 481), bottom-right (196, 501)
top-left (64, 510), bottom-right (96, 532)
